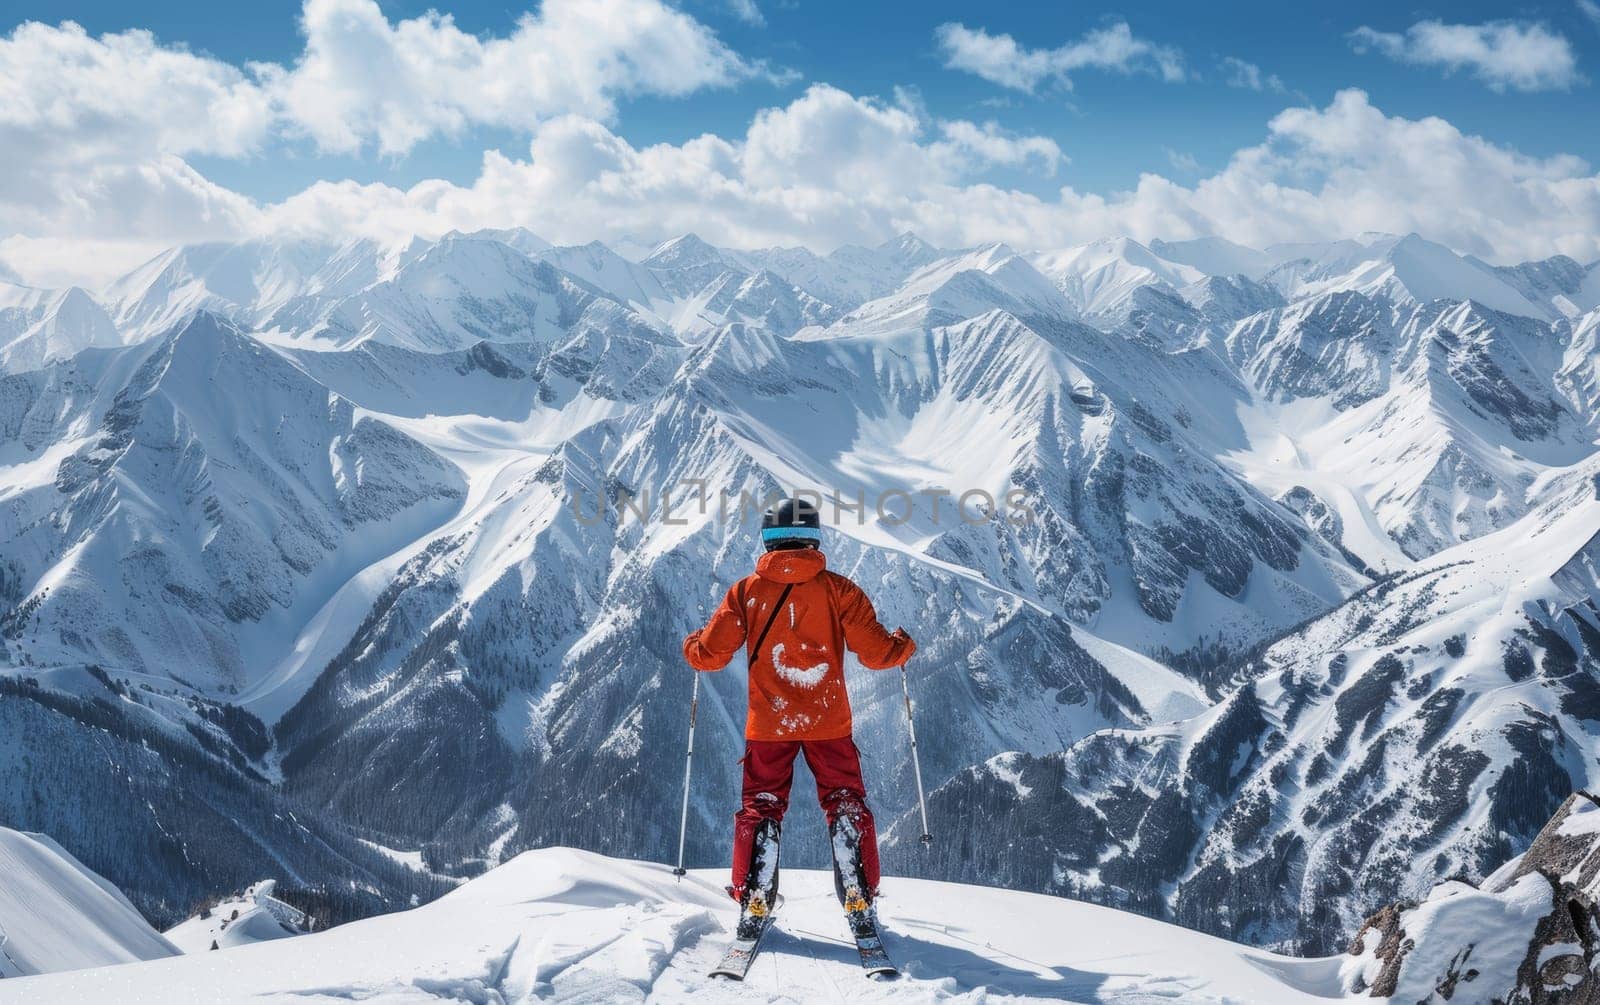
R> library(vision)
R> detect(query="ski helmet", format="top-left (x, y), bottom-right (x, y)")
top-left (760, 497), bottom-right (821, 551)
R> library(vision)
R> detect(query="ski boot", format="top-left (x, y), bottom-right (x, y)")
top-left (709, 818), bottom-right (783, 980)
top-left (736, 817), bottom-right (781, 941)
top-left (829, 813), bottom-right (896, 977)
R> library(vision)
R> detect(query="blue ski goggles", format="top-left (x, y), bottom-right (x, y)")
top-left (760, 525), bottom-right (822, 544)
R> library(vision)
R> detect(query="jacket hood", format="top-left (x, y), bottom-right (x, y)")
top-left (755, 548), bottom-right (826, 584)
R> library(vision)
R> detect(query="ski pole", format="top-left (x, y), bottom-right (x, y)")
top-left (899, 661), bottom-right (933, 847)
top-left (673, 670), bottom-right (700, 877)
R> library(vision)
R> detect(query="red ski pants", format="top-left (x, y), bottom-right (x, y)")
top-left (731, 736), bottom-right (879, 894)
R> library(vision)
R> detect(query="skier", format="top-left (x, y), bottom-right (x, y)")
top-left (684, 497), bottom-right (915, 968)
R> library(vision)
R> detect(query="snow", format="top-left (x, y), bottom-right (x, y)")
top-left (1265, 233), bottom-right (1550, 319)
top-left (358, 840), bottom-right (433, 874)
top-left (535, 241), bottom-right (670, 319)
top-left (1222, 395), bottom-right (1415, 574)
top-left (0, 281), bottom-right (126, 371)
top-left (448, 227), bottom-right (552, 258)
top-left (164, 881), bottom-right (305, 954)
top-left (1338, 873), bottom-right (1554, 1005)
top-left (770, 642), bottom-right (830, 688)
top-left (1557, 799), bottom-right (1600, 838)
top-left (816, 243), bottom-right (1072, 339)
top-left (8, 223), bottom-right (1600, 988)
top-left (1149, 236), bottom-right (1275, 279)
top-left (1069, 628), bottom-right (1208, 723)
top-left (0, 828), bottom-right (178, 978)
top-left (1031, 237), bottom-right (1204, 320)
top-left (986, 752), bottom-right (1035, 797)
top-left (0, 847), bottom-right (1343, 1004)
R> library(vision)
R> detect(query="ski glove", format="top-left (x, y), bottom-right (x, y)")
top-left (889, 629), bottom-right (916, 664)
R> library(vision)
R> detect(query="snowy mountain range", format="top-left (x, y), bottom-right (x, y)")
top-left (3, 224), bottom-right (1600, 964)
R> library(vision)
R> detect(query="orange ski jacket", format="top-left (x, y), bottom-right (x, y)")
top-left (683, 549), bottom-right (915, 741)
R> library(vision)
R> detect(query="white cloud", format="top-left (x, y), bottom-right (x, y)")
top-left (1164, 148), bottom-right (1200, 173)
top-left (4, 0), bottom-right (766, 162)
top-left (1219, 56), bottom-right (1287, 94)
top-left (1183, 89), bottom-right (1599, 260)
top-left (1350, 20), bottom-right (1582, 92)
top-left (3, 4), bottom-right (1599, 287)
top-left (728, 0), bottom-right (764, 26)
top-left (0, 20), bottom-right (273, 250)
top-left (252, 87), bottom-right (1600, 270)
top-left (740, 85), bottom-right (926, 193)
top-left (935, 121), bottom-right (1063, 175)
top-left (1580, 0), bottom-right (1600, 31)
top-left (0, 0), bottom-right (772, 265)
top-left (0, 234), bottom-right (168, 290)
top-left (0, 21), bottom-right (273, 161)
top-left (261, 85), bottom-right (1071, 251)
top-left (935, 21), bottom-right (1184, 92)
top-left (262, 0), bottom-right (769, 155)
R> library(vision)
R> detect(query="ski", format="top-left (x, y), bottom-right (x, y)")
top-left (707, 921), bottom-right (774, 979)
top-left (710, 818), bottom-right (781, 981)
top-left (845, 902), bottom-right (897, 979)
top-left (708, 889), bottom-right (780, 980)
top-left (828, 811), bottom-right (896, 978)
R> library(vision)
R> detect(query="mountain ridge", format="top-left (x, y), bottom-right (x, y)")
top-left (4, 224), bottom-right (1600, 959)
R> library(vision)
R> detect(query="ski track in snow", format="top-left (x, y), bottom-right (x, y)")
top-left (0, 849), bottom-right (1344, 1004)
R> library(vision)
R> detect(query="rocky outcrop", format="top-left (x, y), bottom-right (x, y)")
top-left (1343, 790), bottom-right (1600, 1002)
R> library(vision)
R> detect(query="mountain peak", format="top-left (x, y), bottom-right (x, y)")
top-left (1149, 236), bottom-right (1273, 279)
top-left (445, 226), bottom-right (552, 256)
top-left (971, 240), bottom-right (1020, 262)
top-left (643, 233), bottom-right (723, 269)
top-left (1387, 232), bottom-right (1442, 257)
top-left (878, 231), bottom-right (938, 261)
top-left (167, 309), bottom-right (248, 353)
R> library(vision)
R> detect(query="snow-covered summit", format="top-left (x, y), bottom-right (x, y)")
top-left (642, 233), bottom-right (731, 270)
top-left (444, 226), bottom-right (552, 257)
top-left (15, 227), bottom-right (1591, 368)
top-left (0, 281), bottom-right (123, 370)
top-left (1263, 232), bottom-right (1554, 319)
top-left (0, 847), bottom-right (1342, 1004)
top-left (1150, 235), bottom-right (1275, 279)
top-left (824, 242), bottom-right (1072, 338)
top-left (1031, 237), bottom-right (1205, 322)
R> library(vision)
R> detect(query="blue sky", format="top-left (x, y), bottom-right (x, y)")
top-left (13, 0), bottom-right (1600, 196)
top-left (2, 0), bottom-right (1598, 285)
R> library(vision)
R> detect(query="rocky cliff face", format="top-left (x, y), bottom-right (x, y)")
top-left (1343, 790), bottom-right (1600, 1003)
